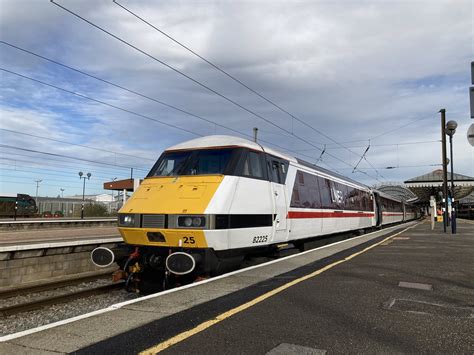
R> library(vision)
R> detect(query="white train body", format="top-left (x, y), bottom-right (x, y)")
top-left (111, 135), bottom-right (417, 287)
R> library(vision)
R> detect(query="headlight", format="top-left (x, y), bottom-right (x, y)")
top-left (119, 214), bottom-right (136, 226)
top-left (178, 216), bottom-right (206, 228)
top-left (183, 217), bottom-right (193, 227)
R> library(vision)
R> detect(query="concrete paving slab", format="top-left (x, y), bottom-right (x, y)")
top-left (266, 343), bottom-right (327, 355)
top-left (0, 222), bottom-right (417, 353)
top-left (151, 220), bottom-right (473, 354)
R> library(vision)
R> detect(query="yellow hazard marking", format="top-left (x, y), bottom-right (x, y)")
top-left (119, 228), bottom-right (208, 248)
top-left (140, 222), bottom-right (421, 354)
top-left (120, 175), bottom-right (224, 215)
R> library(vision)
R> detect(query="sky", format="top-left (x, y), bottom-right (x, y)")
top-left (0, 0), bottom-right (473, 198)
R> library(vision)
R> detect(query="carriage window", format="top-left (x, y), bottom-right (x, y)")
top-left (290, 171), bottom-right (321, 208)
top-left (319, 178), bottom-right (334, 208)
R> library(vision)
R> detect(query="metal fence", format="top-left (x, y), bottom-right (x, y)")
top-left (36, 198), bottom-right (121, 217)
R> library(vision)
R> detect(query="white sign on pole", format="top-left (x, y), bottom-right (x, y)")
top-left (468, 123), bottom-right (474, 147)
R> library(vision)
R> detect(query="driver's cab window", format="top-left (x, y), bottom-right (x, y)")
top-left (268, 157), bottom-right (288, 184)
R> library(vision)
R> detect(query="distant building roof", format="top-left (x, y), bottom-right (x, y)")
top-left (404, 169), bottom-right (474, 185)
top-left (404, 169), bottom-right (474, 202)
top-left (459, 192), bottom-right (474, 205)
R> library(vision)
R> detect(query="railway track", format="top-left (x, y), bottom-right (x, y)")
top-left (0, 272), bottom-right (115, 299)
top-left (0, 281), bottom-right (124, 317)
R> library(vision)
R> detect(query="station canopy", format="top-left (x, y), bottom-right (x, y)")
top-left (103, 179), bottom-right (135, 192)
top-left (374, 184), bottom-right (419, 202)
top-left (404, 169), bottom-right (474, 203)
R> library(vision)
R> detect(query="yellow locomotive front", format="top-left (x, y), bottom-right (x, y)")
top-left (91, 135), bottom-right (291, 293)
top-left (118, 174), bottom-right (224, 250)
top-left (91, 139), bottom-right (251, 292)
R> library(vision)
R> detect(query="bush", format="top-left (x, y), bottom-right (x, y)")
top-left (84, 203), bottom-right (109, 217)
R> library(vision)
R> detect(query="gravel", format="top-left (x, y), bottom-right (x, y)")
top-left (0, 281), bottom-right (140, 336)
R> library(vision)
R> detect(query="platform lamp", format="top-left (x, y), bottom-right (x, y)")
top-left (110, 177), bottom-right (117, 213)
top-left (79, 172), bottom-right (91, 219)
top-left (445, 120), bottom-right (458, 234)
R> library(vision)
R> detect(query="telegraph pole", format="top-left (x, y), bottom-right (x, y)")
top-left (35, 179), bottom-right (42, 207)
top-left (440, 109), bottom-right (448, 233)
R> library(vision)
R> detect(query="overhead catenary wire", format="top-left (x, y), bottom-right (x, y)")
top-left (335, 163), bottom-right (442, 170)
top-left (0, 66), bottom-right (353, 177)
top-left (112, 0), bottom-right (385, 179)
top-left (0, 172), bottom-right (105, 186)
top-left (292, 140), bottom-right (441, 151)
top-left (0, 161), bottom-right (130, 181)
top-left (369, 114), bottom-right (436, 141)
top-left (0, 152), bottom-right (147, 177)
top-left (315, 144), bottom-right (326, 165)
top-left (49, 1), bottom-right (382, 182)
top-left (0, 142), bottom-right (149, 171)
top-left (0, 179), bottom-right (106, 194)
top-left (0, 68), bottom-right (201, 139)
top-left (352, 141), bottom-right (371, 174)
top-left (0, 127), bottom-right (155, 162)
top-left (0, 41), bottom-right (252, 144)
top-left (0, 41), bottom-right (292, 158)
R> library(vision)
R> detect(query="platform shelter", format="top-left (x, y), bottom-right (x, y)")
top-left (404, 169), bottom-right (474, 203)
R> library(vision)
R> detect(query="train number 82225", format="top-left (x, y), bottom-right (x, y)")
top-left (252, 235), bottom-right (268, 243)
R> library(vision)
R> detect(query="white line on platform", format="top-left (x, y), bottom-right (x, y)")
top-left (0, 237), bottom-right (123, 252)
top-left (0, 221), bottom-right (419, 343)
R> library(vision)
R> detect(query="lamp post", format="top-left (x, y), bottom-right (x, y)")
top-left (110, 177), bottom-right (117, 213)
top-left (35, 179), bottom-right (42, 214)
top-left (60, 188), bottom-right (65, 216)
top-left (446, 120), bottom-right (458, 234)
top-left (440, 109), bottom-right (449, 232)
top-left (79, 172), bottom-right (91, 219)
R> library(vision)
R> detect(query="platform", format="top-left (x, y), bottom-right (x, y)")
top-left (1, 220), bottom-right (472, 354)
top-left (0, 226), bottom-right (120, 248)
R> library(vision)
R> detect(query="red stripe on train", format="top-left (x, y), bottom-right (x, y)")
top-left (288, 211), bottom-right (375, 219)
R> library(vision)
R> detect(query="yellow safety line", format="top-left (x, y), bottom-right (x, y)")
top-left (140, 222), bottom-right (420, 354)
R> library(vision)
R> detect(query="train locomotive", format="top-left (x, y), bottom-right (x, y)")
top-left (0, 193), bottom-right (37, 218)
top-left (91, 135), bottom-right (420, 293)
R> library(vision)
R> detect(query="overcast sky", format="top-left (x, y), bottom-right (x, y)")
top-left (0, 0), bottom-right (473, 198)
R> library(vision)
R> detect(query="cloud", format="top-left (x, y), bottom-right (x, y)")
top-left (0, 0), bottom-right (472, 196)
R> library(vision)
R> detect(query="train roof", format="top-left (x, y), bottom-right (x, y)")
top-left (167, 135), bottom-right (374, 191)
top-left (0, 193), bottom-right (18, 198)
top-left (166, 135), bottom-right (297, 162)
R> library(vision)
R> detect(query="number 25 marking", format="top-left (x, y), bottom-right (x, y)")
top-left (183, 236), bottom-right (196, 244)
